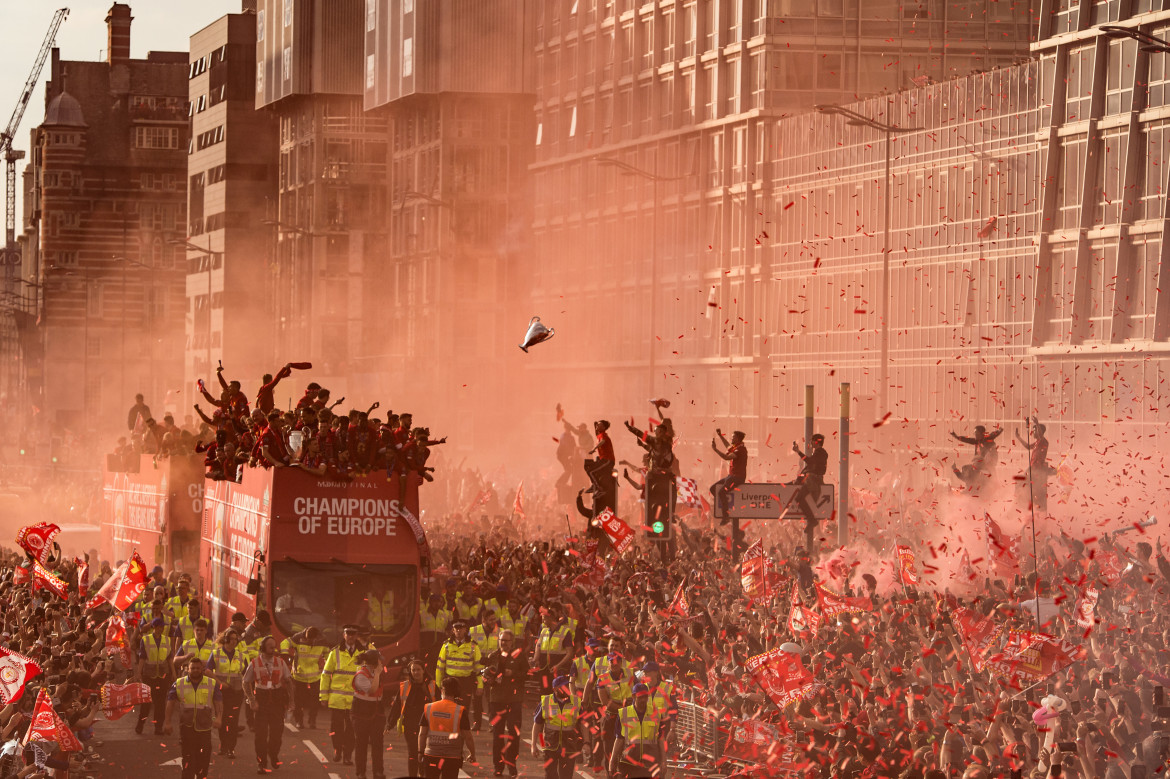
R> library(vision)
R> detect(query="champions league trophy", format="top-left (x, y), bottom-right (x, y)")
top-left (519, 316), bottom-right (555, 352)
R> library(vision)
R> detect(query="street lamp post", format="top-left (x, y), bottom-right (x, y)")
top-left (591, 156), bottom-right (681, 399)
top-left (815, 104), bottom-right (922, 418)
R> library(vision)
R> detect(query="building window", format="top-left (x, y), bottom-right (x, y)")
top-left (727, 58), bottom-right (741, 115)
top-left (403, 38), bottom-right (414, 77)
top-left (704, 64), bottom-right (717, 120)
top-left (257, 9), bottom-right (265, 40)
top-left (86, 284), bottom-right (104, 318)
top-left (703, 1), bottom-right (716, 52)
top-left (1105, 37), bottom-right (1135, 116)
top-left (683, 3), bottom-right (696, 57)
top-left (1066, 45), bottom-right (1094, 122)
top-left (134, 126), bottom-right (180, 150)
top-left (257, 66), bottom-right (265, 94)
top-left (661, 8), bottom-right (675, 61)
top-left (282, 47), bottom-right (292, 82)
top-left (367, 54), bottom-right (376, 88)
top-left (366, 0), bottom-right (375, 31)
top-left (284, 0), bottom-right (293, 27)
top-left (404, 0), bottom-right (414, 11)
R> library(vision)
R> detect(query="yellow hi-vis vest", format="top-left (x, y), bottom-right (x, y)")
top-left (436, 640), bottom-right (481, 688)
top-left (283, 639), bottom-right (327, 683)
top-left (469, 623), bottom-right (499, 658)
top-left (320, 645), bottom-right (363, 710)
top-left (175, 675), bottom-right (217, 731)
top-left (176, 616), bottom-right (197, 643)
top-left (367, 592), bottom-right (395, 631)
top-left (420, 606), bottom-right (450, 634)
top-left (618, 704), bottom-right (661, 763)
top-left (178, 638), bottom-right (213, 665)
top-left (142, 634), bottom-right (172, 679)
top-left (648, 679), bottom-right (677, 721)
top-left (538, 624), bottom-right (572, 655)
top-left (540, 693), bottom-right (579, 730)
top-left (209, 647), bottom-right (245, 690)
top-left (571, 654), bottom-right (593, 690)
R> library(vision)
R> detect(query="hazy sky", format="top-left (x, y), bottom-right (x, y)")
top-left (1, 1), bottom-right (240, 225)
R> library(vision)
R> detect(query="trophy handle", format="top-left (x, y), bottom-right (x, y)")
top-left (545, 328), bottom-right (555, 340)
top-left (530, 315), bottom-right (541, 325)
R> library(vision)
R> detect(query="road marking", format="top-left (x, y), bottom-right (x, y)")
top-left (285, 722), bottom-right (299, 733)
top-left (159, 757), bottom-right (183, 766)
top-left (303, 738), bottom-right (329, 764)
top-left (328, 774), bottom-right (342, 779)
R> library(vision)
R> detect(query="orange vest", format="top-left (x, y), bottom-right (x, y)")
top-left (251, 656), bottom-right (284, 690)
top-left (400, 678), bottom-right (437, 702)
top-left (423, 699), bottom-right (465, 756)
top-left (353, 667), bottom-right (382, 702)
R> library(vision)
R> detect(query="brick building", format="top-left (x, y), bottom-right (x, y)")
top-left (22, 3), bottom-right (189, 431)
top-left (184, 10), bottom-right (278, 397)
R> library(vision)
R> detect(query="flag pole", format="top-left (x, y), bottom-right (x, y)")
top-left (1025, 418), bottom-right (1040, 625)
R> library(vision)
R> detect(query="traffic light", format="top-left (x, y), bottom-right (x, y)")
top-left (644, 470), bottom-right (674, 540)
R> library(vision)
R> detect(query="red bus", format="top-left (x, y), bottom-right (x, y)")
top-left (101, 454), bottom-right (204, 573)
top-left (199, 467), bottom-right (428, 665)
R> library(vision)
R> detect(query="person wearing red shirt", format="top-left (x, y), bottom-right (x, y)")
top-left (256, 364), bottom-right (292, 415)
top-left (584, 420), bottom-right (616, 499)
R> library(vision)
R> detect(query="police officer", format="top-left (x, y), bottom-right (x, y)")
top-left (436, 619), bottom-right (481, 708)
top-left (164, 657), bottom-right (223, 779)
top-left (321, 624), bottom-right (366, 764)
top-left (609, 684), bottom-right (667, 779)
top-left (419, 677), bottom-right (477, 779)
top-left (531, 675), bottom-right (584, 779)
top-left (388, 659), bottom-right (437, 777)
top-left (207, 628), bottom-right (246, 758)
top-left (283, 626), bottom-right (326, 729)
top-left (533, 604), bottom-right (573, 694)
top-left (469, 609), bottom-right (501, 730)
top-left (244, 636), bottom-right (292, 774)
top-left (136, 617), bottom-right (174, 735)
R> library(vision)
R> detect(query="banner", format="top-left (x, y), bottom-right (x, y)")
top-left (12, 566), bottom-right (28, 587)
top-left (986, 631), bottom-right (1086, 683)
top-left (24, 688), bottom-right (83, 752)
top-left (895, 544), bottom-right (919, 586)
top-left (724, 719), bottom-right (804, 776)
top-left (596, 509), bottom-right (635, 555)
top-left (984, 514), bottom-right (1020, 577)
top-left (31, 561), bottom-right (68, 600)
top-left (1075, 588), bottom-right (1099, 630)
top-left (677, 476), bottom-right (702, 509)
top-left (512, 482), bottom-right (526, 520)
top-left (16, 523), bottom-right (59, 565)
top-left (788, 585), bottom-right (821, 639)
top-left (87, 552), bottom-right (148, 612)
top-left (668, 582), bottom-right (691, 617)
top-left (951, 607), bottom-right (1001, 672)
top-left (814, 583), bottom-right (873, 619)
top-left (75, 558), bottom-right (89, 600)
top-left (99, 682), bottom-right (152, 720)
top-left (104, 616), bottom-right (132, 669)
top-left (745, 647), bottom-right (816, 708)
top-left (0, 649), bottom-right (41, 705)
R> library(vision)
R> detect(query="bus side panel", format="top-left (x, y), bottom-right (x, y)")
top-left (200, 470), bottom-right (273, 633)
top-left (101, 456), bottom-right (167, 568)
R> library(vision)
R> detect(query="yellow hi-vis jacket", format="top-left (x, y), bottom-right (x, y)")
top-left (435, 639), bottom-right (482, 690)
top-left (320, 644), bottom-right (364, 710)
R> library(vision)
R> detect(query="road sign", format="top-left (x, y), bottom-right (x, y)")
top-left (719, 483), bottom-right (836, 520)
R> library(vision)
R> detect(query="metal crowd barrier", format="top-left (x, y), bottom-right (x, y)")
top-left (668, 690), bottom-right (726, 775)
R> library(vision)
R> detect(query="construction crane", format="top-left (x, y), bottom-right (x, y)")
top-left (1, 7), bottom-right (69, 269)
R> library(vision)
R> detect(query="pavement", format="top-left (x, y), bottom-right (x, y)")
top-left (96, 705), bottom-right (607, 779)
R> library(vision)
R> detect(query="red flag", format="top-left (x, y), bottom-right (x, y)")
top-left (668, 582), bottom-right (691, 617)
top-left (895, 544), bottom-right (919, 585)
top-left (287, 361), bottom-right (312, 370)
top-left (24, 688), bottom-right (83, 752)
top-left (1096, 552), bottom-right (1124, 586)
top-left (951, 606), bottom-right (1002, 673)
top-left (745, 647), bottom-right (816, 708)
top-left (104, 616), bottom-right (132, 669)
top-left (98, 682), bottom-right (152, 720)
top-left (0, 648), bottom-right (41, 705)
top-left (75, 558), bottom-right (89, 599)
top-left (512, 482), bottom-right (526, 520)
top-left (984, 514), bottom-right (1020, 577)
top-left (1075, 587), bottom-right (1099, 629)
top-left (986, 631), bottom-right (1086, 683)
top-left (958, 549), bottom-right (979, 583)
top-left (88, 552), bottom-right (148, 612)
top-left (788, 585), bottom-right (821, 640)
top-left (15, 523), bottom-right (59, 565)
top-left (466, 488), bottom-right (492, 516)
top-left (595, 508), bottom-right (635, 555)
top-left (12, 566), bottom-right (29, 587)
top-left (32, 560), bottom-right (68, 600)
top-left (814, 583), bottom-right (873, 619)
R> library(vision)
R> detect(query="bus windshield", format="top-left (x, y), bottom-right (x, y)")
top-left (270, 561), bottom-right (417, 646)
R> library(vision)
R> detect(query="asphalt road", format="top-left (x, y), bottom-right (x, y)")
top-left (96, 703), bottom-right (607, 779)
